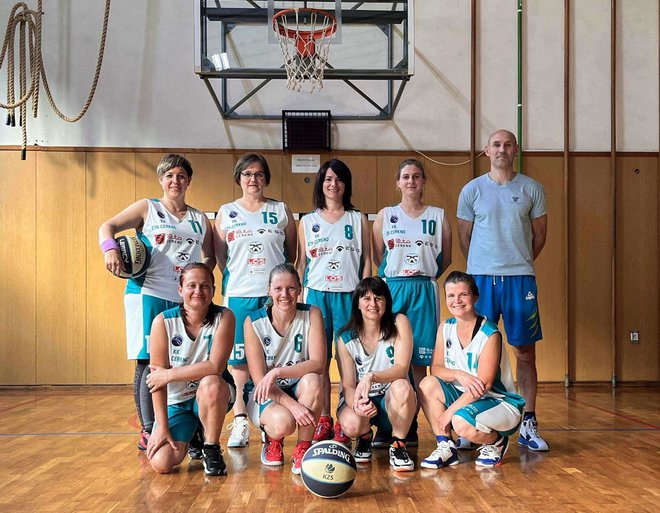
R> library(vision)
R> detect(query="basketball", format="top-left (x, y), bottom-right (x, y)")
top-left (300, 441), bottom-right (357, 499)
top-left (115, 235), bottom-right (150, 279)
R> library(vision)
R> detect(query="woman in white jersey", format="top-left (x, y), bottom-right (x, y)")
top-left (214, 154), bottom-right (297, 449)
top-left (296, 159), bottom-right (371, 445)
top-left (372, 158), bottom-right (452, 446)
top-left (418, 271), bottom-right (525, 469)
top-left (146, 263), bottom-right (236, 476)
top-left (336, 277), bottom-right (416, 472)
top-left (99, 154), bottom-right (215, 452)
top-left (244, 264), bottom-right (325, 475)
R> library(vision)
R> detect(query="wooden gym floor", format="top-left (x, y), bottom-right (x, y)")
top-left (0, 385), bottom-right (658, 513)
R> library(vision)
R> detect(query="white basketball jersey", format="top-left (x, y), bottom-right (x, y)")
top-left (219, 200), bottom-right (288, 297)
top-left (378, 205), bottom-right (445, 278)
top-left (302, 210), bottom-right (364, 292)
top-left (340, 331), bottom-right (395, 398)
top-left (249, 304), bottom-right (312, 389)
top-left (127, 199), bottom-right (207, 302)
top-left (162, 305), bottom-right (224, 405)
top-left (442, 318), bottom-right (524, 407)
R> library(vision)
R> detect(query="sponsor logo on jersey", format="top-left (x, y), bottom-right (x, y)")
top-left (387, 239), bottom-right (395, 250)
top-left (326, 260), bottom-right (341, 271)
top-left (310, 248), bottom-right (318, 258)
top-left (446, 338), bottom-right (452, 349)
top-left (355, 355), bottom-right (363, 366)
top-left (385, 229), bottom-right (406, 236)
top-left (325, 275), bottom-right (343, 282)
top-left (155, 233), bottom-right (165, 244)
top-left (186, 237), bottom-right (200, 245)
top-left (176, 251), bottom-right (190, 262)
top-left (172, 335), bottom-right (183, 347)
top-left (286, 360), bottom-right (294, 366)
top-left (394, 238), bottom-right (411, 248)
top-left (257, 229), bottom-right (266, 235)
top-left (310, 246), bottom-right (334, 257)
top-left (249, 242), bottom-right (263, 253)
top-left (235, 229), bottom-right (253, 238)
top-left (415, 240), bottom-right (424, 246)
top-left (249, 268), bottom-right (265, 275)
top-left (390, 215), bottom-right (398, 224)
top-left (229, 210), bottom-right (238, 218)
top-left (173, 265), bottom-right (185, 273)
top-left (526, 291), bottom-right (535, 300)
top-left (227, 231), bottom-right (235, 242)
top-left (312, 223), bottom-right (320, 233)
top-left (403, 269), bottom-right (421, 276)
top-left (445, 356), bottom-right (456, 367)
top-left (336, 245), bottom-right (344, 252)
top-left (404, 253), bottom-right (419, 264)
top-left (264, 336), bottom-right (271, 347)
top-left (248, 257), bottom-right (266, 265)
top-left (308, 237), bottom-right (329, 247)
top-left (186, 380), bottom-right (199, 389)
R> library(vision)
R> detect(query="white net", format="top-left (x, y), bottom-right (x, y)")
top-left (273, 9), bottom-right (336, 93)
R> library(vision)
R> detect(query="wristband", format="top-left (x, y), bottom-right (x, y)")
top-left (101, 238), bottom-right (120, 252)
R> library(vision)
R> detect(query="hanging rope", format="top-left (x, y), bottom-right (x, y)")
top-left (0, 0), bottom-right (111, 159)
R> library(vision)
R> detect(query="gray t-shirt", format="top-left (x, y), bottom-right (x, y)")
top-left (457, 173), bottom-right (546, 276)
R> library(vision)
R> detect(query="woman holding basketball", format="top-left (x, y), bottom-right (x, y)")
top-left (418, 271), bottom-right (525, 468)
top-left (99, 154), bottom-right (214, 451)
top-left (146, 263), bottom-right (236, 476)
top-left (244, 264), bottom-right (325, 474)
top-left (336, 277), bottom-right (416, 472)
top-left (214, 154), bottom-right (297, 449)
top-left (372, 158), bottom-right (452, 446)
top-left (296, 159), bottom-right (371, 444)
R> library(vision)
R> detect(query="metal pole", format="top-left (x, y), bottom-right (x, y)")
top-left (517, 0), bottom-right (523, 173)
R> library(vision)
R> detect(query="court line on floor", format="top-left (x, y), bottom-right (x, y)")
top-left (567, 397), bottom-right (660, 429)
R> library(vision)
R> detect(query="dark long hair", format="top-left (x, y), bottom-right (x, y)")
top-left (338, 277), bottom-right (397, 342)
top-left (178, 262), bottom-right (219, 327)
top-left (312, 159), bottom-right (355, 211)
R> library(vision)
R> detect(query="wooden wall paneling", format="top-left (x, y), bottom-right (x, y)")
top-left (280, 153), bottom-right (330, 214)
top-left (0, 152), bottom-right (37, 384)
top-left (569, 156), bottom-right (613, 381)
top-left (376, 155), bottom-right (416, 209)
top-left (525, 156), bottom-right (567, 382)
top-left (336, 155), bottom-right (379, 214)
top-left (184, 154), bottom-right (236, 213)
top-left (615, 156), bottom-right (659, 381)
top-left (36, 152), bottom-right (87, 384)
top-left (86, 153), bottom-right (136, 384)
top-left (135, 153), bottom-right (166, 201)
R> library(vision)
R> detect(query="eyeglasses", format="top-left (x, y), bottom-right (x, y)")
top-left (241, 171), bottom-right (266, 180)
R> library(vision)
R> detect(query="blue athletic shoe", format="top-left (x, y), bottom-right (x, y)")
top-left (420, 440), bottom-right (459, 469)
top-left (475, 436), bottom-right (509, 467)
top-left (518, 417), bottom-right (550, 451)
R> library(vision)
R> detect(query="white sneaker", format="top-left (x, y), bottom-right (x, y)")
top-left (517, 416), bottom-right (550, 451)
top-left (227, 416), bottom-right (250, 448)
top-left (456, 436), bottom-right (479, 450)
top-left (475, 436), bottom-right (509, 467)
top-left (420, 440), bottom-right (459, 469)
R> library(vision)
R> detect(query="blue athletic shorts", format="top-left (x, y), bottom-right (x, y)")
top-left (336, 392), bottom-right (393, 431)
top-left (224, 296), bottom-right (269, 365)
top-left (473, 275), bottom-right (542, 346)
top-left (124, 293), bottom-right (179, 360)
top-left (437, 379), bottom-right (523, 436)
top-left (386, 277), bottom-right (439, 366)
top-left (304, 288), bottom-right (352, 356)
top-left (159, 378), bottom-right (237, 442)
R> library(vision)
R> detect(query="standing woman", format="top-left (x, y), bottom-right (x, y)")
top-left (297, 159), bottom-right (371, 443)
top-left (146, 263), bottom-right (236, 476)
top-left (99, 154), bottom-right (215, 451)
top-left (244, 264), bottom-right (326, 474)
top-left (336, 277), bottom-right (416, 472)
top-left (372, 158), bottom-right (452, 445)
top-left (214, 154), bottom-right (297, 448)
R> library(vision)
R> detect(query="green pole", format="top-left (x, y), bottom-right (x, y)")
top-left (518, 0), bottom-right (523, 173)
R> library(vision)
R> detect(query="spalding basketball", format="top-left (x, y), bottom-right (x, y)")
top-left (116, 235), bottom-right (150, 279)
top-left (301, 441), bottom-right (357, 499)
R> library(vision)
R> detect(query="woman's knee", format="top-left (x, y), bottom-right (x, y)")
top-left (197, 375), bottom-right (228, 405)
top-left (388, 379), bottom-right (415, 406)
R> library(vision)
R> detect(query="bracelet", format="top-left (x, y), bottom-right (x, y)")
top-left (101, 238), bottom-right (120, 252)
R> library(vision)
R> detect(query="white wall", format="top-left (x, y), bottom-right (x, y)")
top-left (0, 0), bottom-right (657, 151)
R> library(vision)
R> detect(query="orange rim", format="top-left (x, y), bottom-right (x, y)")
top-left (272, 8), bottom-right (337, 42)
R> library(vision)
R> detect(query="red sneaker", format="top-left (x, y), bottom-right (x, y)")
top-left (312, 415), bottom-right (334, 443)
top-left (291, 440), bottom-right (312, 474)
top-left (137, 430), bottom-right (150, 452)
top-left (261, 435), bottom-right (284, 466)
top-left (333, 421), bottom-right (351, 448)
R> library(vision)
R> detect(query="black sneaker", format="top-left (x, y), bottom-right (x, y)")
top-left (406, 418), bottom-right (419, 447)
top-left (188, 424), bottom-right (204, 460)
top-left (353, 431), bottom-right (373, 463)
top-left (202, 444), bottom-right (227, 476)
top-left (389, 443), bottom-right (415, 472)
top-left (372, 427), bottom-right (392, 449)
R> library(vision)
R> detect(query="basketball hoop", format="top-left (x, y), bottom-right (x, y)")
top-left (273, 8), bottom-right (337, 93)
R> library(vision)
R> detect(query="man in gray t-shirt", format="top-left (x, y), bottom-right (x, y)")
top-left (456, 129), bottom-right (549, 452)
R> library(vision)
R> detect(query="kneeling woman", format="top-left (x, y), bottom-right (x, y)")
top-left (336, 277), bottom-right (416, 472)
top-left (146, 263), bottom-right (236, 476)
top-left (244, 264), bottom-right (326, 474)
top-left (418, 271), bottom-right (525, 469)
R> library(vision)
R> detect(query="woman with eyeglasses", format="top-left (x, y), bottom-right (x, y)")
top-left (214, 154), bottom-right (297, 449)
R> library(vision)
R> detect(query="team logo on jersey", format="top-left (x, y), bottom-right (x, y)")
top-left (172, 335), bottom-right (183, 347)
top-left (186, 380), bottom-right (199, 389)
top-left (257, 229), bottom-right (266, 235)
top-left (227, 231), bottom-right (235, 242)
top-left (326, 260), bottom-right (341, 271)
top-left (229, 211), bottom-right (238, 218)
top-left (355, 356), bottom-right (363, 366)
top-left (264, 336), bottom-right (271, 347)
top-left (157, 211), bottom-right (166, 220)
top-left (249, 242), bottom-right (263, 253)
top-left (404, 253), bottom-right (419, 264)
top-left (248, 257), bottom-right (266, 265)
top-left (312, 223), bottom-right (320, 233)
top-left (390, 215), bottom-right (398, 224)
top-left (176, 251), bottom-right (190, 262)
top-left (446, 338), bottom-right (452, 349)
top-left (387, 239), bottom-right (395, 250)
top-left (155, 233), bottom-right (165, 244)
